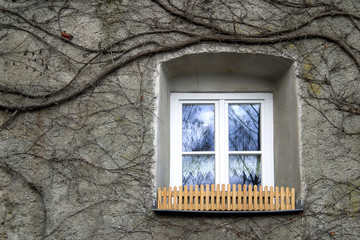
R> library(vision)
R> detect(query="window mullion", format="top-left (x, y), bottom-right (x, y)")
top-left (218, 99), bottom-right (227, 185)
top-left (224, 100), bottom-right (229, 186)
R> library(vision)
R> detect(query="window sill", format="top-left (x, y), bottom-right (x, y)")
top-left (153, 207), bottom-right (303, 215)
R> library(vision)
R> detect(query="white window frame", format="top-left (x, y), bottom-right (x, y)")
top-left (170, 93), bottom-right (274, 187)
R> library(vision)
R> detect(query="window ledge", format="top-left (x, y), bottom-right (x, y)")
top-left (153, 207), bottom-right (303, 215)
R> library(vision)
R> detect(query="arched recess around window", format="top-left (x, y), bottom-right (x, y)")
top-left (155, 52), bottom-right (301, 198)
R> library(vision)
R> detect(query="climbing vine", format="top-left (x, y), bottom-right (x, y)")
top-left (0, 0), bottom-right (359, 239)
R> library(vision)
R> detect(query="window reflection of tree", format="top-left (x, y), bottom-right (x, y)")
top-left (182, 104), bottom-right (214, 152)
top-left (181, 104), bottom-right (262, 186)
top-left (228, 104), bottom-right (260, 151)
top-left (230, 155), bottom-right (261, 186)
top-left (229, 104), bottom-right (261, 186)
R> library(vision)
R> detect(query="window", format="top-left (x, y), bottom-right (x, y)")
top-left (170, 93), bottom-right (274, 188)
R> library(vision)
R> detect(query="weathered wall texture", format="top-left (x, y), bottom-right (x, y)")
top-left (0, 0), bottom-right (359, 239)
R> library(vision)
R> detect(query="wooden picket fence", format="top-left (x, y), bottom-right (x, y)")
top-left (157, 184), bottom-right (295, 211)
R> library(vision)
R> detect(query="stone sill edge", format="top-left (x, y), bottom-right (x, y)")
top-left (152, 208), bottom-right (303, 215)
top-left (153, 200), bottom-right (304, 214)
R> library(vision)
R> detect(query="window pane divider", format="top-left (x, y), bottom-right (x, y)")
top-left (182, 152), bottom-right (216, 155)
top-left (229, 151), bottom-right (262, 155)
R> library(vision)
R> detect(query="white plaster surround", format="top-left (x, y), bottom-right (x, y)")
top-left (153, 46), bottom-right (301, 197)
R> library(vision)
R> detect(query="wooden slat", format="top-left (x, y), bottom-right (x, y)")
top-left (184, 185), bottom-right (188, 210)
top-left (189, 185), bottom-right (194, 210)
top-left (205, 184), bottom-right (210, 210)
top-left (173, 186), bottom-right (177, 210)
top-left (167, 187), bottom-right (172, 210)
top-left (194, 185), bottom-right (199, 210)
top-left (280, 187), bottom-right (284, 210)
top-left (275, 186), bottom-right (280, 210)
top-left (243, 184), bottom-right (248, 210)
top-left (161, 187), bottom-right (165, 209)
top-left (269, 186), bottom-right (274, 211)
top-left (178, 186), bottom-right (183, 210)
top-left (264, 186), bottom-right (268, 211)
top-left (157, 188), bottom-right (162, 209)
top-left (291, 187), bottom-right (295, 210)
top-left (158, 188), bottom-right (163, 209)
top-left (260, 185), bottom-right (263, 210)
top-left (254, 185), bottom-right (258, 211)
top-left (286, 187), bottom-right (290, 210)
top-left (237, 184), bottom-right (242, 210)
top-left (210, 184), bottom-right (215, 210)
top-left (157, 184), bottom-right (296, 211)
top-left (221, 184), bottom-right (226, 210)
top-left (200, 185), bottom-right (204, 210)
top-left (248, 185), bottom-right (253, 210)
top-left (232, 184), bottom-right (237, 210)
top-left (164, 187), bottom-right (168, 209)
top-left (226, 184), bottom-right (231, 210)
top-left (216, 184), bottom-right (220, 210)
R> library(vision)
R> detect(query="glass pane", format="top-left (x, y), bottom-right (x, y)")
top-left (182, 155), bottom-right (215, 186)
top-left (229, 155), bottom-right (261, 185)
top-left (228, 104), bottom-right (260, 151)
top-left (182, 104), bottom-right (215, 152)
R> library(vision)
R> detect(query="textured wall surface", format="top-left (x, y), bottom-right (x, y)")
top-left (0, 0), bottom-right (359, 239)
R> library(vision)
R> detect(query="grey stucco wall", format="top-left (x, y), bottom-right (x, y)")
top-left (0, 0), bottom-right (359, 239)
